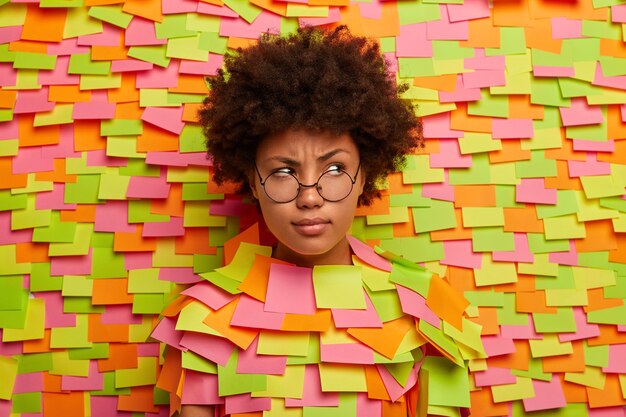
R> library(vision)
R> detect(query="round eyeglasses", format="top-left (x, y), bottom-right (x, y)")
top-left (254, 163), bottom-right (361, 203)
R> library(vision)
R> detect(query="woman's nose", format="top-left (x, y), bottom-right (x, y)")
top-left (296, 183), bottom-right (324, 208)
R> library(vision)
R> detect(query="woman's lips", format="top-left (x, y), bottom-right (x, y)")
top-left (292, 218), bottom-right (330, 236)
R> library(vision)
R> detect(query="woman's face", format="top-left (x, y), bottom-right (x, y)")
top-left (251, 129), bottom-right (365, 267)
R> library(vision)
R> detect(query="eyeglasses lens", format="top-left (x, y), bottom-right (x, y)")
top-left (264, 170), bottom-right (354, 203)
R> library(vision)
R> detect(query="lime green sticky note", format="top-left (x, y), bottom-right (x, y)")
top-left (69, 343), bottom-right (110, 360)
top-left (92, 372), bottom-right (131, 396)
top-left (533, 307), bottom-right (577, 333)
top-left (286, 4), bottom-right (328, 17)
top-left (303, 393), bottom-right (357, 417)
top-left (587, 304), bottom-right (626, 325)
top-left (50, 351), bottom-right (90, 377)
top-left (0, 355), bottom-right (17, 400)
top-left (184, 202), bottom-right (227, 227)
top-left (16, 353), bottom-right (52, 374)
top-left (65, 6), bottom-right (103, 38)
top-left (486, 27), bottom-right (526, 56)
top-left (65, 174), bottom-right (101, 204)
top-left (462, 207), bottom-right (505, 228)
top-left (182, 183), bottom-right (222, 201)
top-left (319, 363), bottom-right (367, 392)
top-left (32, 212), bottom-right (76, 243)
top-left (127, 45), bottom-right (171, 68)
top-left (182, 350), bottom-right (218, 374)
top-left (258, 331), bottom-right (310, 357)
top-left (581, 175), bottom-right (625, 199)
top-left (599, 56), bottom-right (626, 76)
top-left (80, 73), bottom-right (122, 90)
top-left (389, 185), bottom-right (431, 207)
top-left (472, 227), bottom-right (515, 252)
top-left (584, 343), bottom-right (608, 368)
top-left (132, 293), bottom-right (168, 314)
top-left (536, 190), bottom-right (578, 219)
top-left (531, 78), bottom-right (570, 108)
top-left (420, 355), bottom-right (470, 407)
top-left (529, 334), bottom-right (573, 357)
top-left (0, 292), bottom-right (28, 329)
top-left (515, 150), bottom-right (557, 178)
top-left (218, 350), bottom-right (266, 396)
top-left (517, 253), bottom-right (559, 277)
top-left (0, 190), bottom-right (27, 211)
top-left (402, 155), bottom-right (445, 184)
top-left (98, 171), bottom-right (130, 200)
top-left (379, 235), bottom-right (444, 263)
top-left (313, 265), bottom-right (366, 309)
top-left (11, 197), bottom-right (51, 230)
top-left (11, 392), bottom-right (42, 413)
top-left (0, 245), bottom-right (30, 276)
top-left (88, 5), bottom-right (132, 28)
top-left (106, 136), bottom-right (145, 159)
top-left (167, 35), bottom-right (208, 61)
top-left (128, 268), bottom-right (171, 294)
top-left (48, 223), bottom-right (93, 257)
top-left (398, 58), bottom-right (436, 78)
top-left (564, 365), bottom-right (605, 389)
top-left (62, 275), bottom-right (93, 297)
top-left (419, 320), bottom-right (463, 365)
top-left (566, 123), bottom-right (608, 142)
top-left (544, 288), bottom-right (588, 307)
top-left (468, 91), bottom-right (508, 118)
top-left (128, 200), bottom-right (169, 224)
top-left (101, 119), bottom-right (143, 136)
top-left (572, 266), bottom-right (616, 290)
top-left (384, 360), bottom-right (415, 387)
top-left (198, 31), bottom-right (228, 55)
top-left (222, 0), bottom-right (262, 23)
top-left (2, 298), bottom-right (45, 342)
top-left (412, 199), bottom-right (456, 233)
top-left (365, 287), bottom-right (404, 323)
top-left (458, 132), bottom-right (502, 154)
top-left (511, 357), bottom-right (551, 382)
top-left (69, 53), bottom-right (111, 75)
top-left (153, 239), bottom-right (194, 268)
top-left (33, 104), bottom-right (74, 127)
top-left (474, 257), bottom-right (517, 286)
top-left (216, 242), bottom-right (272, 282)
top-left (115, 357), bottom-right (157, 388)
top-left (527, 232), bottom-right (570, 254)
top-left (155, 14), bottom-right (195, 39)
top-left (396, 1), bottom-right (439, 24)
top-left (253, 364), bottom-right (305, 398)
top-left (366, 206), bottom-right (409, 225)
top-left (355, 259), bottom-right (394, 292)
top-left (448, 154), bottom-right (491, 185)
top-left (0, 275), bottom-right (27, 310)
top-left (50, 314), bottom-right (92, 349)
top-left (543, 215), bottom-right (586, 240)
top-left (91, 247), bottom-right (126, 278)
top-left (186, 13), bottom-right (220, 32)
top-left (176, 301), bottom-right (218, 335)
top-left (491, 376), bottom-right (534, 402)
top-left (582, 19), bottom-right (621, 40)
top-left (13, 51), bottom-right (57, 70)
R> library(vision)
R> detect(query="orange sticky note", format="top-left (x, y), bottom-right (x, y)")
top-left (122, 0), bottom-right (164, 22)
top-left (426, 275), bottom-right (469, 330)
top-left (347, 316), bottom-right (412, 359)
top-left (203, 298), bottom-right (258, 350)
top-left (42, 392), bottom-right (85, 417)
top-left (92, 278), bottom-right (134, 305)
top-left (238, 255), bottom-right (291, 302)
top-left (281, 309), bottom-right (331, 332)
top-left (21, 5), bottom-right (67, 42)
top-left (114, 225), bottom-right (158, 253)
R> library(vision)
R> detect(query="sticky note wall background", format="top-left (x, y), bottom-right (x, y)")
top-left (1, 0), bottom-right (626, 416)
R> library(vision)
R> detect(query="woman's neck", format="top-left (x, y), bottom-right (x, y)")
top-left (272, 237), bottom-right (352, 268)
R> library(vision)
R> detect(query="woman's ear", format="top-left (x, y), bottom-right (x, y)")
top-left (248, 169), bottom-right (260, 200)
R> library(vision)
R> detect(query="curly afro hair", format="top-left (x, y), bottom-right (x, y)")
top-left (199, 25), bottom-right (422, 206)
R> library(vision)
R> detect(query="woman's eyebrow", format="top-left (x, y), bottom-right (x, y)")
top-left (264, 149), bottom-right (350, 165)
top-left (317, 149), bottom-right (349, 162)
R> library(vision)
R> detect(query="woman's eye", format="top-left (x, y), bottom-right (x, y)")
top-left (326, 164), bottom-right (345, 174)
top-left (273, 167), bottom-right (294, 177)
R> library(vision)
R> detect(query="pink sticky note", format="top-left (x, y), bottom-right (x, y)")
top-left (426, 5), bottom-right (468, 40)
top-left (422, 175), bottom-right (454, 201)
top-left (439, 75), bottom-right (482, 103)
top-left (447, 0), bottom-right (490, 22)
top-left (492, 118), bottom-right (534, 139)
top-left (593, 62), bottom-right (626, 90)
top-left (142, 217), bottom-right (184, 237)
top-left (73, 91), bottom-right (116, 119)
top-left (320, 343), bottom-right (375, 364)
top-left (299, 7), bottom-right (341, 26)
top-left (358, 0), bottom-right (382, 19)
top-left (34, 292), bottom-right (76, 328)
top-left (127, 175), bottom-right (171, 199)
top-left (516, 178), bottom-right (557, 205)
top-left (481, 335), bottom-right (516, 357)
top-left (559, 307), bottom-right (600, 343)
top-left (47, 38), bottom-right (90, 55)
top-left (473, 367), bottom-right (516, 387)
top-left (357, 393), bottom-right (382, 416)
top-left (225, 393), bottom-right (270, 414)
top-left (0, 26), bottom-right (22, 43)
top-left (442, 239), bottom-right (483, 269)
top-left (462, 70), bottom-right (506, 89)
top-left (568, 153), bottom-right (611, 177)
top-left (0, 213), bottom-right (32, 244)
top-left (159, 268), bottom-right (202, 284)
top-left (13, 147), bottom-right (54, 174)
top-left (549, 240), bottom-right (578, 266)
top-left (589, 407), bottom-right (626, 417)
top-left (13, 88), bottom-right (55, 114)
top-left (522, 375), bottom-right (567, 412)
top-left (285, 365), bottom-right (340, 407)
top-left (86, 150), bottom-right (127, 167)
top-left (236, 336), bottom-right (287, 375)
top-left (44, 125), bottom-right (81, 158)
top-left (91, 396), bottom-right (133, 417)
top-left (560, 98), bottom-right (604, 127)
top-left (13, 372), bottom-right (43, 394)
top-left (162, 0), bottom-right (197, 13)
top-left (38, 56), bottom-right (79, 86)
top-left (125, 17), bottom-right (166, 46)
top-left (0, 119), bottom-right (18, 140)
top-left (347, 235), bottom-right (391, 272)
top-left (533, 66), bottom-right (575, 77)
top-left (551, 17), bottom-right (582, 39)
top-left (500, 323), bottom-right (543, 340)
top-left (179, 54), bottom-right (224, 75)
top-left (422, 112), bottom-right (463, 139)
top-left (613, 4), bottom-right (626, 22)
top-left (396, 285), bottom-right (440, 329)
top-left (101, 305), bottom-right (143, 325)
top-left (124, 252), bottom-right (154, 270)
top-left (383, 52), bottom-right (398, 74)
top-left (138, 342), bottom-right (161, 357)
top-left (111, 59), bottom-right (154, 73)
top-left (465, 49), bottom-right (505, 71)
top-left (146, 151), bottom-right (212, 167)
top-left (50, 251), bottom-right (93, 276)
top-left (430, 139), bottom-right (472, 168)
top-left (197, 2), bottom-right (239, 17)
top-left (181, 281), bottom-right (235, 310)
top-left (141, 106), bottom-right (185, 134)
top-left (493, 233), bottom-right (534, 263)
top-left (331, 291), bottom-right (382, 329)
top-left (396, 23), bottom-right (431, 58)
top-left (573, 139), bottom-right (614, 153)
top-left (136, 61), bottom-right (180, 88)
top-left (264, 264), bottom-right (316, 315)
top-left (0, 63), bottom-right (16, 87)
top-left (603, 344), bottom-right (626, 373)
top-left (219, 12), bottom-right (281, 39)
top-left (95, 201), bottom-right (135, 233)
top-left (377, 364), bottom-right (418, 402)
top-left (78, 24), bottom-right (121, 46)
top-left (62, 361), bottom-right (104, 391)
top-left (180, 332), bottom-right (235, 366)
top-left (230, 294), bottom-right (285, 330)
top-left (181, 371), bottom-right (223, 405)
top-left (210, 199), bottom-right (259, 220)
top-left (150, 316), bottom-right (186, 351)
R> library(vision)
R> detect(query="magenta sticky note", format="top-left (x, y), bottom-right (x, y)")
top-left (426, 5), bottom-right (468, 40)
top-left (533, 66), bottom-right (575, 77)
top-left (231, 295), bottom-right (285, 330)
top-left (492, 118), bottom-right (534, 139)
top-left (95, 201), bottom-right (135, 233)
top-left (516, 178), bottom-right (557, 205)
top-left (422, 112), bottom-right (464, 139)
top-left (422, 178), bottom-right (455, 201)
top-left (320, 343), bottom-right (375, 364)
top-left (396, 284), bottom-right (440, 329)
top-left (604, 345), bottom-right (626, 373)
top-left (473, 367), bottom-right (516, 387)
top-left (396, 23), bottom-right (431, 58)
top-left (493, 233), bottom-right (534, 263)
top-left (430, 139), bottom-right (472, 168)
top-left (559, 98), bottom-right (604, 127)
top-left (347, 235), bottom-right (391, 272)
top-left (224, 393), bottom-right (271, 414)
top-left (447, 0), bottom-right (490, 22)
top-left (358, 0), bottom-right (382, 19)
top-left (179, 332), bottom-right (235, 366)
top-left (181, 281), bottom-right (235, 311)
top-left (86, 150), bottom-right (127, 167)
top-left (612, 4), bottom-right (626, 23)
top-left (522, 375), bottom-right (567, 412)
top-left (236, 336), bottom-right (287, 375)
top-left (500, 322), bottom-right (542, 340)
top-left (125, 17), bottom-right (166, 46)
top-left (593, 62), bottom-right (626, 90)
top-left (159, 267), bottom-right (202, 284)
top-left (124, 252), bottom-right (154, 270)
top-left (462, 69), bottom-right (506, 89)
top-left (127, 175), bottom-right (171, 199)
top-left (137, 343), bottom-right (161, 357)
top-left (442, 239), bottom-right (483, 269)
top-left (162, 0), bottom-right (197, 13)
top-left (61, 362), bottom-right (104, 391)
top-left (284, 365), bottom-right (340, 407)
top-left (47, 38), bottom-right (90, 55)
top-left (357, 392), bottom-right (383, 416)
top-left (141, 106), bottom-right (185, 134)
top-left (481, 335), bottom-right (516, 357)
top-left (331, 291), bottom-right (382, 329)
top-left (181, 371), bottom-right (223, 405)
top-left (568, 153), bottom-right (611, 177)
top-left (91, 395), bottom-right (135, 417)
top-left (264, 264), bottom-right (316, 315)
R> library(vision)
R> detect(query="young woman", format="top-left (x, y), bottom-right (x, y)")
top-left (152, 26), bottom-right (478, 417)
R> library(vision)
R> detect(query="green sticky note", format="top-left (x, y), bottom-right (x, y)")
top-left (0, 190), bottom-right (27, 210)
top-left (0, 275), bottom-right (28, 311)
top-left (396, 1), bottom-right (439, 24)
top-left (303, 393), bottom-right (357, 417)
top-left (462, 207), bottom-right (505, 228)
top-left (366, 206), bottom-right (409, 225)
top-left (128, 268), bottom-right (171, 294)
top-left (101, 119), bottom-right (143, 136)
top-left (69, 53), bottom-right (111, 75)
top-left (543, 215), bottom-right (586, 240)
top-left (389, 185), bottom-right (431, 207)
top-left (69, 343), bottom-right (110, 360)
top-left (558, 77), bottom-right (603, 98)
top-left (222, 0), bottom-right (262, 22)
top-left (65, 7), bottom-right (104, 38)
top-left (167, 35), bottom-right (208, 61)
top-left (92, 372), bottom-right (131, 396)
top-left (32, 212), bottom-right (77, 243)
top-left (2, 299), bottom-right (45, 342)
top-left (182, 351), bottom-right (218, 374)
top-left (497, 294), bottom-right (529, 325)
top-left (91, 247), bottom-right (127, 278)
top-left (464, 290), bottom-right (505, 307)
top-left (474, 258), bottom-right (518, 286)
top-left (13, 51), bottom-right (57, 70)
top-left (80, 73), bottom-right (122, 90)
top-left (254, 364), bottom-right (305, 398)
top-left (562, 38), bottom-right (600, 63)
top-left (50, 314), bottom-right (92, 349)
top-left (379, 235), bottom-right (444, 263)
top-left (128, 45), bottom-right (171, 68)
top-left (511, 357), bottom-right (552, 382)
top-left (155, 14), bottom-right (195, 39)
top-left (88, 5), bottom-right (132, 28)
top-left (495, 185), bottom-right (525, 208)
top-left (584, 343), bottom-right (609, 368)
top-left (412, 199), bottom-right (456, 233)
top-left (182, 183), bottom-right (223, 201)
top-left (62, 275), bottom-right (93, 297)
top-left (536, 190), bottom-right (579, 219)
top-left (582, 19), bottom-right (621, 40)
top-left (11, 392), bottom-right (42, 413)
top-left (312, 265), bottom-right (366, 309)
top-left (533, 307), bottom-right (577, 333)
top-left (527, 232), bottom-right (570, 254)
top-left (531, 78), bottom-right (570, 107)
top-left (486, 26), bottom-right (526, 56)
top-left (532, 48), bottom-right (572, 67)
top-left (402, 155), bottom-right (445, 184)
top-left (566, 122), bottom-right (608, 142)
top-left (515, 150), bottom-right (557, 178)
top-left (33, 104), bottom-right (75, 127)
top-left (599, 56), bottom-right (626, 76)
top-left (16, 352), bottom-right (52, 374)
top-left (186, 13), bottom-right (220, 32)
top-left (11, 198), bottom-right (51, 231)
top-left (365, 287), bottom-right (403, 322)
top-left (48, 223), bottom-right (93, 257)
top-left (420, 355), bottom-right (470, 407)
top-left (64, 296), bottom-right (104, 314)
top-left (257, 331), bottom-right (310, 357)
top-left (0, 355), bottom-right (18, 400)
top-left (319, 363), bottom-right (367, 392)
top-left (518, 253), bottom-right (559, 277)
top-left (472, 227), bottom-right (515, 252)
top-left (50, 351), bottom-right (90, 377)
top-left (587, 304), bottom-right (626, 325)
top-left (0, 245), bottom-right (30, 276)
top-left (286, 4), bottom-right (328, 17)
top-left (198, 31), bottom-right (228, 54)
top-left (458, 132), bottom-right (502, 154)
top-left (65, 174), bottom-right (101, 204)
top-left (98, 171), bottom-right (131, 200)
top-left (535, 266), bottom-right (575, 291)
top-left (468, 91), bottom-right (508, 118)
top-left (106, 136), bottom-right (145, 159)
top-left (215, 243), bottom-right (272, 283)
top-left (132, 293), bottom-right (168, 314)
top-left (448, 154), bottom-right (491, 185)
top-left (115, 357), bottom-right (157, 388)
top-left (217, 350), bottom-right (266, 395)
top-left (398, 58), bottom-right (436, 78)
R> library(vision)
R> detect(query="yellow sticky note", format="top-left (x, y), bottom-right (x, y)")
top-left (115, 357), bottom-right (158, 388)
top-left (257, 331), bottom-right (310, 357)
top-left (564, 366), bottom-right (605, 389)
top-left (50, 314), bottom-right (92, 349)
top-left (49, 223), bottom-right (93, 257)
top-left (253, 364), bottom-right (305, 398)
top-left (461, 207), bottom-right (505, 228)
top-left (517, 253), bottom-right (559, 277)
top-left (473, 255), bottom-right (518, 286)
top-left (443, 319), bottom-right (486, 360)
top-left (153, 239), bottom-right (194, 267)
top-left (458, 132), bottom-right (502, 154)
top-left (491, 376), bottom-right (535, 402)
top-left (545, 289), bottom-right (589, 307)
top-left (313, 266), bottom-right (366, 310)
top-left (543, 215), bottom-right (586, 240)
top-left (217, 243), bottom-right (272, 282)
top-left (176, 301), bottom-right (219, 336)
top-left (366, 206), bottom-right (410, 225)
top-left (2, 299), bottom-right (45, 342)
top-left (50, 351), bottom-right (90, 377)
top-left (0, 355), bottom-right (18, 400)
top-left (572, 266), bottom-right (616, 290)
top-left (319, 363), bottom-right (367, 392)
top-left (529, 334), bottom-right (573, 358)
top-left (580, 175), bottom-right (624, 199)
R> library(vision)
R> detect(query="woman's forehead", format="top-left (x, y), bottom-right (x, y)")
top-left (257, 129), bottom-right (359, 161)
